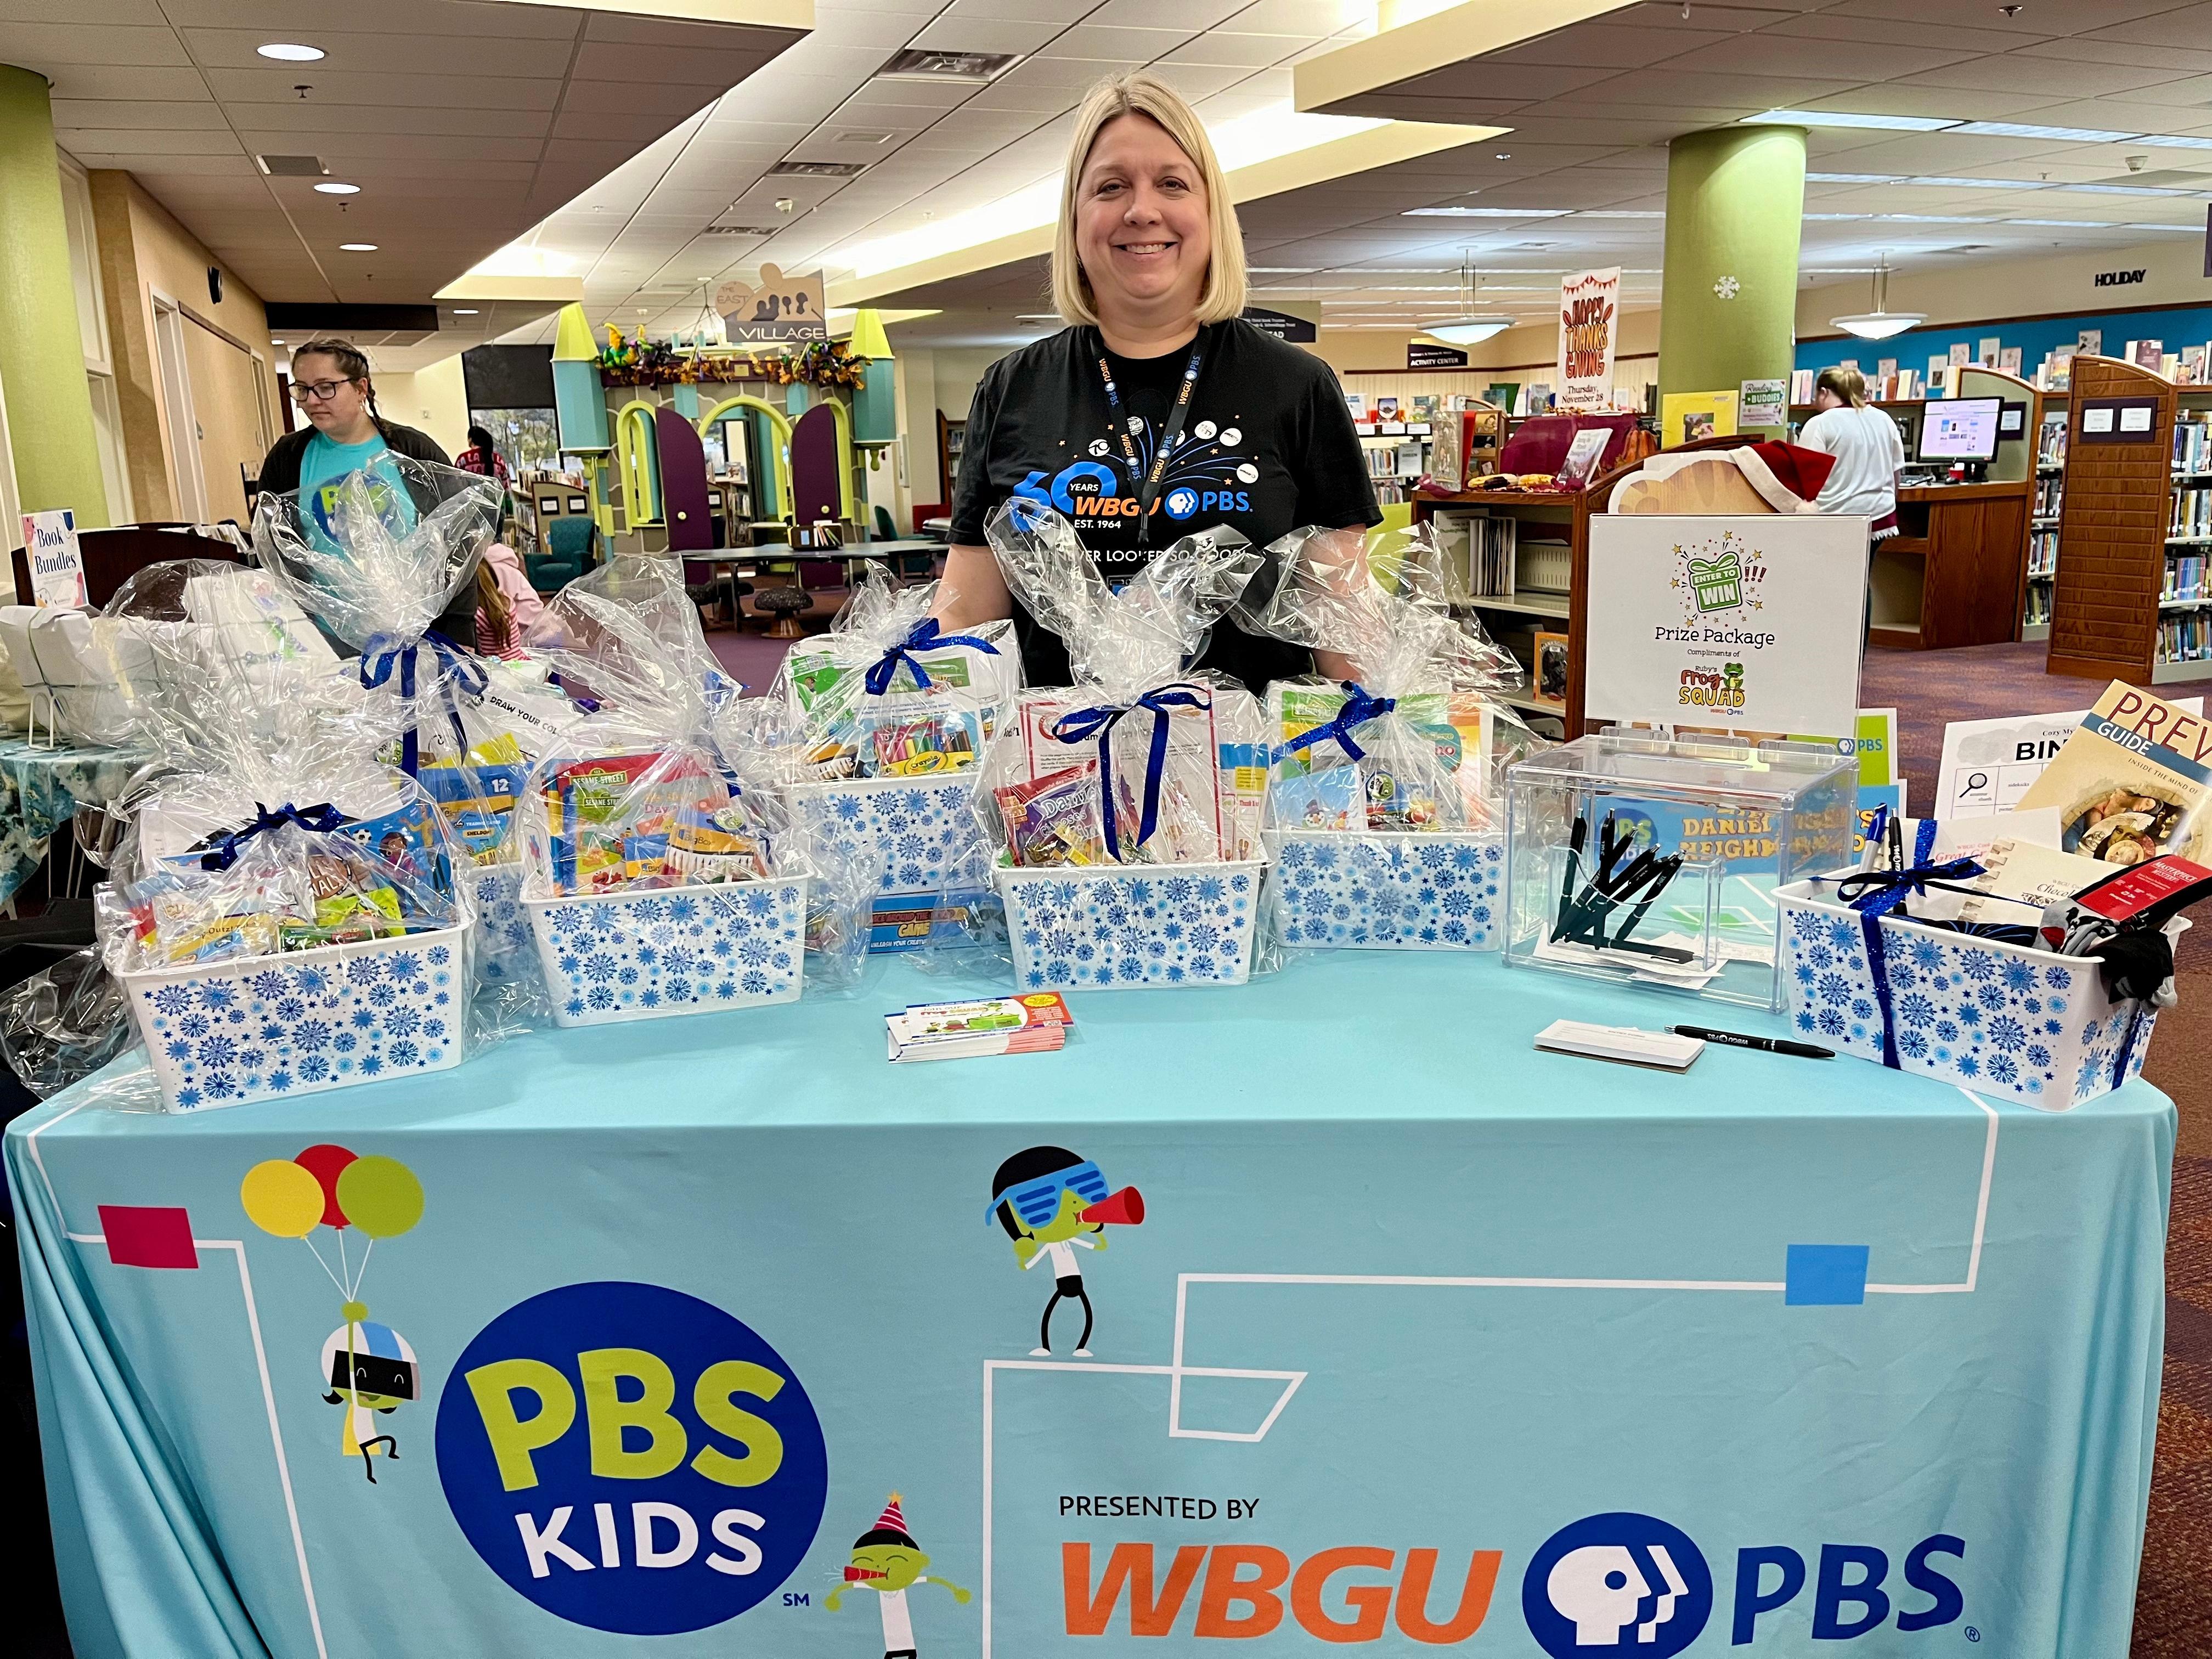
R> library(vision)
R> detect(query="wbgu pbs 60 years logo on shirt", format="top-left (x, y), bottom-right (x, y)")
top-left (433, 1280), bottom-right (828, 1636)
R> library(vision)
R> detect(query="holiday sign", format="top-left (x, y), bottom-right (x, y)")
top-left (1556, 267), bottom-right (1620, 411)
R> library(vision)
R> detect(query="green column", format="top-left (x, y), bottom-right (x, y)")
top-left (0, 65), bottom-right (106, 525)
top-left (1658, 125), bottom-right (1805, 403)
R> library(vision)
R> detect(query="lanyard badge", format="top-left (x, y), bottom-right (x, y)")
top-left (1095, 326), bottom-right (1209, 547)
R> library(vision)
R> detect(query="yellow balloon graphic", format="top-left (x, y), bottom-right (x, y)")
top-left (335, 1155), bottom-right (424, 1240)
top-left (240, 1159), bottom-right (324, 1239)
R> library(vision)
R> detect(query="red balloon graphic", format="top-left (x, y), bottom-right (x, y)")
top-left (293, 1143), bottom-right (358, 1229)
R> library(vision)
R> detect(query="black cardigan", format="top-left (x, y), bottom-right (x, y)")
top-left (257, 420), bottom-right (477, 645)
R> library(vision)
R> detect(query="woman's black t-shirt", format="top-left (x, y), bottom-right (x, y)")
top-left (948, 318), bottom-right (1380, 693)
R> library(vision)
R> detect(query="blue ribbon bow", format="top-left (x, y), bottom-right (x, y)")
top-left (1048, 682), bottom-right (1212, 861)
top-left (1835, 856), bottom-right (1987, 918)
top-left (201, 801), bottom-right (347, 871)
top-left (1279, 680), bottom-right (1398, 765)
top-left (359, 629), bottom-right (489, 776)
top-left (862, 617), bottom-right (1000, 698)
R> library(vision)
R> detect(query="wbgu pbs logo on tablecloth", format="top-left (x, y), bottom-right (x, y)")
top-left (433, 1280), bottom-right (829, 1636)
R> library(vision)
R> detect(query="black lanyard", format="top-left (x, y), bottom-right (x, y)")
top-left (1094, 325), bottom-right (1209, 546)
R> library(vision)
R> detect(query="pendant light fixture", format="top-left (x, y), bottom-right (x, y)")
top-left (1829, 252), bottom-right (1925, 341)
top-left (1424, 254), bottom-right (1516, 346)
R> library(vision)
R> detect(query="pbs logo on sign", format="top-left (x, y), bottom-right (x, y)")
top-left (435, 1282), bottom-right (828, 1635)
top-left (1164, 486), bottom-right (1200, 520)
top-left (1522, 1513), bottom-right (1713, 1658)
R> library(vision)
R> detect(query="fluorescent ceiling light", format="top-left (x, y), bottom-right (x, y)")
top-left (1249, 266), bottom-right (1317, 273)
top-left (339, 242), bottom-right (377, 251)
top-left (2135, 135), bottom-right (2212, 150)
top-left (2068, 183), bottom-right (2195, 196)
top-left (1807, 172), bottom-right (1903, 184)
top-left (313, 181), bottom-right (359, 195)
top-left (1743, 109), bottom-right (1961, 132)
top-left (452, 307), bottom-right (481, 314)
top-left (2007, 219), bottom-right (2109, 227)
top-left (1911, 176), bottom-right (2046, 190)
top-left (1952, 121), bottom-right (2138, 143)
top-left (836, 105), bottom-right (1387, 281)
top-left (257, 42), bottom-right (324, 61)
top-left (1572, 209), bottom-right (1667, 218)
top-left (1403, 206), bottom-right (1571, 217)
top-left (1876, 213), bottom-right (1990, 223)
top-left (1804, 213), bottom-right (1875, 221)
top-left (2125, 222), bottom-right (2202, 232)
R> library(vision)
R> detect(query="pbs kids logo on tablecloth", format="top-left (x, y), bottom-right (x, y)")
top-left (435, 1282), bottom-right (827, 1635)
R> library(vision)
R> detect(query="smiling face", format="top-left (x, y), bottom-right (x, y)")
top-left (1025, 1186), bottom-right (1098, 1247)
top-left (849, 1542), bottom-right (929, 1592)
top-left (1075, 112), bottom-right (1212, 334)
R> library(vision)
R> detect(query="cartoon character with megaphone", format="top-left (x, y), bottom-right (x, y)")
top-left (987, 1146), bottom-right (1145, 1358)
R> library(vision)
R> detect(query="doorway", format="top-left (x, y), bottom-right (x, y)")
top-left (149, 294), bottom-right (206, 523)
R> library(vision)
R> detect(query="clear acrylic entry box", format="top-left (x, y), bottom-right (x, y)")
top-left (1502, 730), bottom-right (1858, 1011)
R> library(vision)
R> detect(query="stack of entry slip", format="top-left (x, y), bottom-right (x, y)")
top-left (885, 994), bottom-right (1073, 1062)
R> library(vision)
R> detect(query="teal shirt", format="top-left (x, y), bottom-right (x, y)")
top-left (296, 430), bottom-right (418, 557)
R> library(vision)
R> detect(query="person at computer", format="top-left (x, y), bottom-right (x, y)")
top-left (1796, 365), bottom-right (1905, 541)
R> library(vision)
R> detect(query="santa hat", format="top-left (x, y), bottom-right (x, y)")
top-left (1736, 441), bottom-right (1836, 512)
top-left (875, 1494), bottom-right (912, 1541)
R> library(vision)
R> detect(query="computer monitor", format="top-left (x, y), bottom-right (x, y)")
top-left (1918, 397), bottom-right (2004, 464)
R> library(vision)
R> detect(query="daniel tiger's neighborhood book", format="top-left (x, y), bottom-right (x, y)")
top-left (2017, 681), bottom-right (2212, 867)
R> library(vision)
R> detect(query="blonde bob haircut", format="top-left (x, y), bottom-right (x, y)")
top-left (1051, 72), bottom-right (1250, 330)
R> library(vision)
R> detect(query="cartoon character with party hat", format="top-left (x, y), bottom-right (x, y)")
top-left (320, 1308), bottom-right (418, 1483)
top-left (987, 1145), bottom-right (1145, 1357)
top-left (240, 1143), bottom-right (425, 1486)
top-left (825, 1493), bottom-right (970, 1657)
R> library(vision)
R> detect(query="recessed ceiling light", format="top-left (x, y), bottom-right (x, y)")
top-left (1742, 109), bottom-right (1961, 132)
top-left (257, 43), bottom-right (324, 61)
top-left (312, 181), bottom-right (359, 195)
top-left (340, 241), bottom-right (377, 251)
top-left (453, 308), bottom-right (480, 314)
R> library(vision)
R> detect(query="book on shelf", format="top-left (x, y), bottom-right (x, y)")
top-left (2164, 554), bottom-right (2205, 603)
top-left (2037, 414), bottom-right (2069, 470)
top-left (2176, 419), bottom-right (2210, 475)
top-left (1790, 368), bottom-right (1815, 403)
top-left (2173, 484), bottom-right (2211, 540)
top-left (1435, 507), bottom-right (1518, 600)
top-left (2158, 610), bottom-right (2210, 665)
top-left (2029, 527), bottom-right (2059, 579)
top-left (2024, 583), bottom-right (2052, 627)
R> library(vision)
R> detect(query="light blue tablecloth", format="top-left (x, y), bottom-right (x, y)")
top-left (0, 737), bottom-right (140, 904)
top-left (8, 951), bottom-right (2171, 1659)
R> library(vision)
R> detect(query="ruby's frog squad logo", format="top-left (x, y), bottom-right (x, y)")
top-left (1012, 417), bottom-right (1265, 532)
top-left (435, 1281), bottom-right (828, 1636)
top-left (1670, 529), bottom-right (1768, 624)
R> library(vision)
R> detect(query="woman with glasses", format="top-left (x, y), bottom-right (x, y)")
top-left (259, 336), bottom-right (479, 644)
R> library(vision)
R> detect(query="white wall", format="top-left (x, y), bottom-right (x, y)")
top-left (372, 357), bottom-right (471, 459)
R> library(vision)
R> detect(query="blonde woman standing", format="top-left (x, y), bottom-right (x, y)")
top-left (937, 74), bottom-right (1375, 693)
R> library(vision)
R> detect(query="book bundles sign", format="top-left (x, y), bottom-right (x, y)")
top-left (1583, 514), bottom-right (1867, 740)
top-left (22, 509), bottom-right (84, 607)
top-left (1555, 266), bottom-right (1620, 411)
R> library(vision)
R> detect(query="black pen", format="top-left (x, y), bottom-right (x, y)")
top-left (1669, 1025), bottom-right (1835, 1059)
top-left (1555, 814), bottom-right (1587, 941)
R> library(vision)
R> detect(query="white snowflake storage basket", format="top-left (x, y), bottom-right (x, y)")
top-left (1273, 830), bottom-right (1503, 950)
top-left (1776, 879), bottom-right (2165, 1110)
top-left (456, 860), bottom-right (533, 984)
top-left (121, 922), bottom-right (473, 1114)
top-left (996, 859), bottom-right (1266, 991)
top-left (524, 875), bottom-right (810, 1027)
top-left (788, 773), bottom-right (989, 951)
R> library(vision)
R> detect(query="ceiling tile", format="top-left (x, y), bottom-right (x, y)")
top-left (1042, 24), bottom-right (1192, 62)
top-left (0, 20), bottom-right (187, 65)
top-left (1160, 30), bottom-right (1307, 69)
top-left (202, 69), bottom-right (565, 111)
top-left (179, 26), bottom-right (579, 76)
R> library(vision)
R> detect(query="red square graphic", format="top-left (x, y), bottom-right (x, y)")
top-left (98, 1206), bottom-right (198, 1269)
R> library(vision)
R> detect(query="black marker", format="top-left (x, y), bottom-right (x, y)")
top-left (1669, 1025), bottom-right (1835, 1060)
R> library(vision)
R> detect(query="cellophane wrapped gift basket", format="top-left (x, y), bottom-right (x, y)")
top-left (766, 567), bottom-right (1020, 951)
top-left (1234, 522), bottom-right (1546, 952)
top-left (966, 500), bottom-right (1269, 991)
top-left (510, 555), bottom-right (870, 1026)
top-left (92, 552), bottom-right (486, 1113)
top-left (256, 457), bottom-right (560, 1030)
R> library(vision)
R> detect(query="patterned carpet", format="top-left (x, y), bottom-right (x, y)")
top-left (1859, 641), bottom-right (2211, 1656)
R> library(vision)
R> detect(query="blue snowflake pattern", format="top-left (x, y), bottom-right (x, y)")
top-left (1783, 894), bottom-right (2165, 1108)
top-left (1270, 831), bottom-right (1502, 952)
top-left (533, 877), bottom-right (807, 1025)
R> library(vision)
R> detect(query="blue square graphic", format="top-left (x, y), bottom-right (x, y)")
top-left (1786, 1243), bottom-right (1871, 1306)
